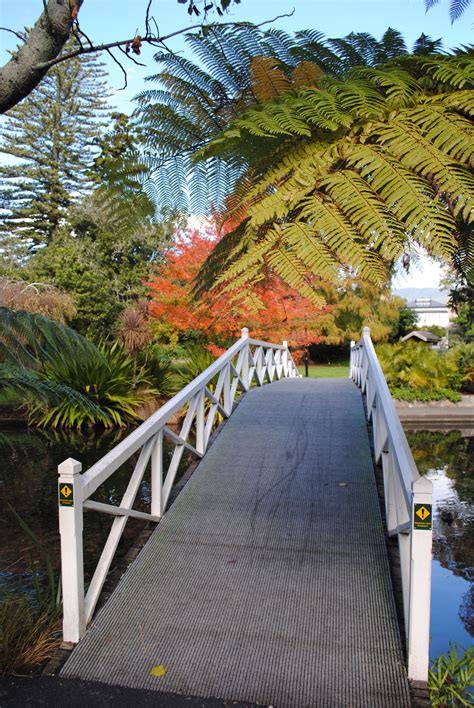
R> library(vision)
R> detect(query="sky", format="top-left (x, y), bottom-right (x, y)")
top-left (1, 0), bottom-right (472, 288)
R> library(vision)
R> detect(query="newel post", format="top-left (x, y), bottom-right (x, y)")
top-left (241, 327), bottom-right (250, 390)
top-left (58, 458), bottom-right (85, 643)
top-left (349, 340), bottom-right (355, 380)
top-left (407, 475), bottom-right (433, 683)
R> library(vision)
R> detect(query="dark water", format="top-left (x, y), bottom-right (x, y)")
top-left (0, 426), bottom-right (190, 595)
top-left (0, 426), bottom-right (472, 661)
top-left (406, 430), bottom-right (473, 659)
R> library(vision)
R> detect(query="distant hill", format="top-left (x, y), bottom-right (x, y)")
top-left (392, 287), bottom-right (449, 304)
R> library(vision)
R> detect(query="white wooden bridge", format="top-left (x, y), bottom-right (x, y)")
top-left (57, 328), bottom-right (433, 707)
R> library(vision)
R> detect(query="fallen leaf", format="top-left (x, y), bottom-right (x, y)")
top-left (150, 664), bottom-right (167, 677)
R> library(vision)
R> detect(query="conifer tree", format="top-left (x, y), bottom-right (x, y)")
top-left (0, 43), bottom-right (109, 254)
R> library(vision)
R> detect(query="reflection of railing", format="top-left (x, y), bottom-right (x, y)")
top-left (58, 329), bottom-right (299, 644)
top-left (350, 327), bottom-right (433, 683)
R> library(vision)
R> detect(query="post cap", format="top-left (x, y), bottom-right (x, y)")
top-left (58, 458), bottom-right (82, 477)
top-left (412, 476), bottom-right (433, 494)
top-left (241, 327), bottom-right (249, 338)
top-left (362, 326), bottom-right (371, 336)
top-left (282, 340), bottom-right (288, 347)
top-left (350, 340), bottom-right (355, 347)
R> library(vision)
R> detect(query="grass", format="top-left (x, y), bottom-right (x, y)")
top-left (298, 363), bottom-right (349, 379)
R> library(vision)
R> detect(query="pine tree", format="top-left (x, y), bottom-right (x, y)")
top-left (0, 42), bottom-right (109, 254)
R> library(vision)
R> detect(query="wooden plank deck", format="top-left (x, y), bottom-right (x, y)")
top-left (61, 378), bottom-right (410, 707)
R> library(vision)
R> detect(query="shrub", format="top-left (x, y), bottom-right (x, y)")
top-left (428, 644), bottom-right (474, 707)
top-left (391, 387), bottom-right (461, 403)
top-left (449, 342), bottom-right (474, 394)
top-left (376, 341), bottom-right (460, 399)
top-left (0, 308), bottom-right (160, 428)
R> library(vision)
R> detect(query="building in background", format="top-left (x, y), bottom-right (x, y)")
top-left (406, 298), bottom-right (451, 330)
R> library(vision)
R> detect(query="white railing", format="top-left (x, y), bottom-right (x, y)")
top-left (350, 327), bottom-right (433, 684)
top-left (58, 329), bottom-right (299, 644)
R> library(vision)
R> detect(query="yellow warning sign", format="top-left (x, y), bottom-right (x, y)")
top-left (416, 506), bottom-right (430, 521)
top-left (59, 483), bottom-right (74, 507)
top-left (414, 503), bottom-right (432, 530)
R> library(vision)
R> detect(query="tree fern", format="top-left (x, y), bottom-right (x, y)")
top-left (194, 54), bottom-right (473, 302)
top-left (425, 0), bottom-right (472, 23)
top-left (135, 25), bottom-right (436, 214)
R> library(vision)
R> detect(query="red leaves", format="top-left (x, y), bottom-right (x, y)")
top-left (147, 228), bottom-right (326, 348)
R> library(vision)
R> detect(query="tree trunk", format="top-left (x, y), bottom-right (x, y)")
top-left (0, 1), bottom-right (75, 114)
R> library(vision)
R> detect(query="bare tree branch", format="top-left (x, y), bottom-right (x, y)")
top-left (35, 13), bottom-right (294, 72)
top-left (0, 0), bottom-right (293, 115)
top-left (0, 27), bottom-right (27, 43)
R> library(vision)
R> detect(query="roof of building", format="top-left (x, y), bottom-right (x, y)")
top-left (401, 330), bottom-right (442, 343)
top-left (406, 298), bottom-right (447, 309)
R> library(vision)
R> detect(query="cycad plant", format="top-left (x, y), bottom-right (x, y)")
top-left (0, 308), bottom-right (158, 428)
top-left (193, 52), bottom-right (473, 307)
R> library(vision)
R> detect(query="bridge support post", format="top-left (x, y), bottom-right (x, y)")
top-left (58, 458), bottom-right (85, 643)
top-left (407, 476), bottom-right (433, 683)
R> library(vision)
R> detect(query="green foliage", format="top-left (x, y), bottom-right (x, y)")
top-left (25, 196), bottom-right (175, 340)
top-left (376, 340), bottom-right (460, 394)
top-left (195, 53), bottom-right (473, 302)
top-left (423, 325), bottom-right (447, 338)
top-left (173, 345), bottom-right (216, 390)
top-left (30, 342), bottom-right (157, 429)
top-left (452, 301), bottom-right (474, 343)
top-left (449, 342), bottom-right (474, 392)
top-left (0, 42), bottom-right (109, 253)
top-left (390, 306), bottom-right (419, 341)
top-left (391, 387), bottom-right (461, 402)
top-left (0, 308), bottom-right (159, 428)
top-left (136, 25), bottom-right (431, 213)
top-left (428, 644), bottom-right (474, 707)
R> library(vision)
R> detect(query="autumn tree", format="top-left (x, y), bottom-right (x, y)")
top-left (146, 228), bottom-right (405, 356)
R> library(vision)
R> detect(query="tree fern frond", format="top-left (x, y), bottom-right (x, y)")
top-left (422, 56), bottom-right (474, 88)
top-left (291, 61), bottom-right (325, 88)
top-left (265, 248), bottom-right (326, 306)
top-left (250, 56), bottom-right (292, 101)
top-left (405, 105), bottom-right (474, 163)
top-left (374, 117), bottom-right (474, 220)
top-left (321, 171), bottom-right (407, 257)
top-left (297, 193), bottom-right (390, 283)
top-left (345, 144), bottom-right (457, 256)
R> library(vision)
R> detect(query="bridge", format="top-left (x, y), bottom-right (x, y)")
top-left (57, 328), bottom-right (433, 706)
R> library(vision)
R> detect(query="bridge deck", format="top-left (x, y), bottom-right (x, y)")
top-left (61, 378), bottom-right (410, 707)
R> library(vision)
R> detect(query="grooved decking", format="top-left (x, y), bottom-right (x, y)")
top-left (61, 378), bottom-right (410, 707)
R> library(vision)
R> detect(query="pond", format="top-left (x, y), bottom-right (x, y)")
top-left (0, 426), bottom-right (472, 662)
top-left (0, 426), bottom-right (191, 596)
top-left (406, 429), bottom-right (473, 660)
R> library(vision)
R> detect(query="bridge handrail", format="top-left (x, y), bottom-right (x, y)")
top-left (350, 326), bottom-right (433, 683)
top-left (58, 329), bottom-right (299, 645)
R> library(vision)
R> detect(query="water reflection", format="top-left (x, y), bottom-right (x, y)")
top-left (406, 430), bottom-right (473, 658)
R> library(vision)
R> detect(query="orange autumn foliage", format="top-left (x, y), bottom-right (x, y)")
top-left (147, 230), bottom-right (330, 352)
